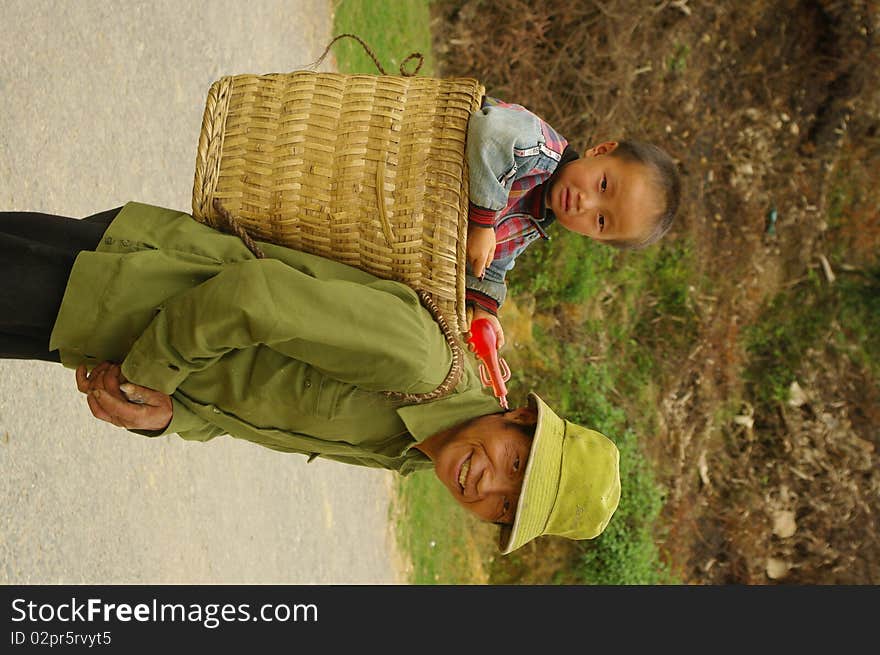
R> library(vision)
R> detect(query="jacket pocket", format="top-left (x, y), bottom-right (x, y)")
top-left (311, 375), bottom-right (342, 420)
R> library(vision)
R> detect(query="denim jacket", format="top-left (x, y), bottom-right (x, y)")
top-left (465, 98), bottom-right (577, 315)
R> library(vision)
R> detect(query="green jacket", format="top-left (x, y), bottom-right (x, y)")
top-left (50, 202), bottom-right (501, 475)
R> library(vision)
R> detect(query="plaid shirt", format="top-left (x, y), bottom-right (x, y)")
top-left (490, 185), bottom-right (552, 261)
top-left (465, 97), bottom-right (577, 314)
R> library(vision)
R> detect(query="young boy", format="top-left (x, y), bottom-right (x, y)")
top-left (465, 97), bottom-right (682, 346)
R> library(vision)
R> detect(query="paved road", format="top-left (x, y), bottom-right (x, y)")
top-left (0, 0), bottom-right (406, 584)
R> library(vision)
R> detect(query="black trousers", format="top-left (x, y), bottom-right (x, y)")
top-left (0, 207), bottom-right (121, 362)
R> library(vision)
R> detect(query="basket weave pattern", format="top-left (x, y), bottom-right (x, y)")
top-left (192, 71), bottom-right (484, 333)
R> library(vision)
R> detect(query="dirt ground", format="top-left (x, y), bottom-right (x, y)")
top-left (433, 0), bottom-right (879, 583)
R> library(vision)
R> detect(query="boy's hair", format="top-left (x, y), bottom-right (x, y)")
top-left (605, 140), bottom-right (681, 250)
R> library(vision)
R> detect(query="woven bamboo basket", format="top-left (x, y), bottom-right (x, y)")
top-left (192, 70), bottom-right (484, 334)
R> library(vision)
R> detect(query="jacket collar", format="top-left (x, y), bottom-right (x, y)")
top-left (395, 366), bottom-right (504, 446)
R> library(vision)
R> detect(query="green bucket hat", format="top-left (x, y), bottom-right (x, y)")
top-left (499, 392), bottom-right (622, 554)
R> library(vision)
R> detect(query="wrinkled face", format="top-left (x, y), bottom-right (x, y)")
top-left (431, 413), bottom-right (534, 524)
top-left (548, 142), bottom-right (664, 244)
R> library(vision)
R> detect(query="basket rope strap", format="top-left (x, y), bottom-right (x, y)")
top-left (210, 200), bottom-right (463, 404)
top-left (305, 33), bottom-right (424, 77)
top-left (212, 199), bottom-right (266, 259)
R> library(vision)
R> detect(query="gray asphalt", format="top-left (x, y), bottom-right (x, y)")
top-left (0, 0), bottom-right (406, 584)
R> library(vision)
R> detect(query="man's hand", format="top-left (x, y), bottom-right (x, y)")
top-left (75, 361), bottom-right (173, 432)
top-left (466, 223), bottom-right (496, 279)
top-left (467, 306), bottom-right (506, 351)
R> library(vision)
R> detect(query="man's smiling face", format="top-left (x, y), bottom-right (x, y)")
top-left (418, 408), bottom-right (536, 524)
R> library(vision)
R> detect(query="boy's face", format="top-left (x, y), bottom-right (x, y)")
top-left (548, 142), bottom-right (663, 244)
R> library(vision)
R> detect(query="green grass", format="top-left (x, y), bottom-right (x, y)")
top-left (578, 428), bottom-right (675, 584)
top-left (743, 263), bottom-right (880, 409)
top-left (742, 169), bottom-right (880, 408)
top-left (517, 228), bottom-right (618, 303)
top-left (837, 267), bottom-right (880, 377)
top-left (743, 272), bottom-right (830, 407)
top-left (391, 471), bottom-right (496, 584)
top-left (331, 0), bottom-right (435, 76)
top-left (667, 43), bottom-right (691, 73)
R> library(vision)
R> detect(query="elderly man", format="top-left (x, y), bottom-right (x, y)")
top-left (1, 202), bottom-right (620, 553)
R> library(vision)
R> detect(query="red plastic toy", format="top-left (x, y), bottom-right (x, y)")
top-left (466, 318), bottom-right (511, 409)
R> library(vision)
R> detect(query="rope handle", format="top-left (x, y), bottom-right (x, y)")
top-left (212, 199), bottom-right (266, 259)
top-left (305, 33), bottom-right (424, 77)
